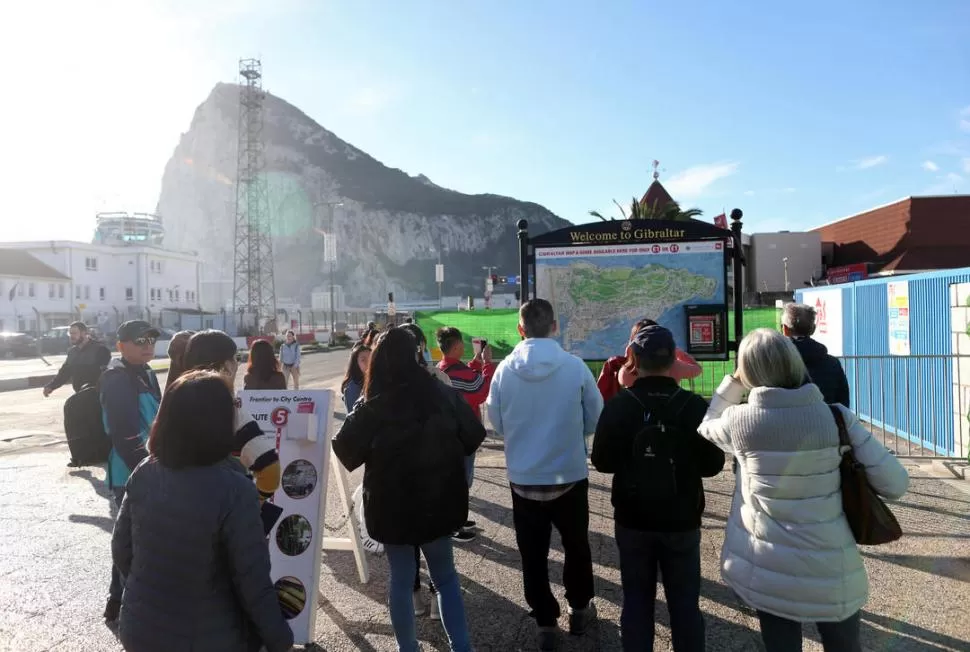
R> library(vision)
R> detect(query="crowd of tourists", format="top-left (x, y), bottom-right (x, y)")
top-left (47, 299), bottom-right (909, 652)
top-left (335, 300), bottom-right (909, 652)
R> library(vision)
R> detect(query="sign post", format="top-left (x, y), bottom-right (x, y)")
top-left (435, 263), bottom-right (444, 309)
top-left (238, 388), bottom-right (369, 649)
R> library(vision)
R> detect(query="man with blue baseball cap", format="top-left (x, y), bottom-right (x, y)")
top-left (592, 323), bottom-right (725, 651)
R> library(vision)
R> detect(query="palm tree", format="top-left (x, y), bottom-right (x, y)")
top-left (589, 197), bottom-right (703, 222)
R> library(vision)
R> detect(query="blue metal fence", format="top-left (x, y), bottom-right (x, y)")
top-left (798, 268), bottom-right (970, 458)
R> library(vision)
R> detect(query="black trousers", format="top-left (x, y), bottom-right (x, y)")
top-left (510, 479), bottom-right (595, 627)
top-left (758, 610), bottom-right (862, 652)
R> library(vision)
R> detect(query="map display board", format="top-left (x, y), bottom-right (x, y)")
top-left (238, 389), bottom-right (333, 646)
top-left (535, 240), bottom-right (727, 360)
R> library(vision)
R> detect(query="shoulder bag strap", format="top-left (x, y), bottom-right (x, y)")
top-left (828, 404), bottom-right (851, 449)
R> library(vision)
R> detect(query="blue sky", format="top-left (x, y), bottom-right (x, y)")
top-left (4, 0), bottom-right (969, 241)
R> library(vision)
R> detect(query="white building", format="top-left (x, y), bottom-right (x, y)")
top-left (311, 285), bottom-right (346, 312)
top-left (0, 214), bottom-right (204, 333)
top-left (0, 250), bottom-right (73, 333)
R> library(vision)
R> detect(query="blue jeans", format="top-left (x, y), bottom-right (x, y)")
top-left (386, 537), bottom-right (471, 652)
top-left (615, 524), bottom-right (704, 652)
top-left (108, 487), bottom-right (126, 602)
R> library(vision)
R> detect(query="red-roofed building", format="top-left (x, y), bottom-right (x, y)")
top-left (812, 195), bottom-right (970, 277)
top-left (639, 179), bottom-right (676, 214)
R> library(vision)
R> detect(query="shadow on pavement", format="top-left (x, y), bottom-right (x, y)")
top-left (69, 513), bottom-right (115, 534)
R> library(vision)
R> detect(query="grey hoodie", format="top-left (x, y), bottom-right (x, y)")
top-left (486, 338), bottom-right (603, 485)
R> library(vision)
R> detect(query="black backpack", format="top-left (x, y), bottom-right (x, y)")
top-left (619, 388), bottom-right (701, 516)
top-left (63, 384), bottom-right (111, 467)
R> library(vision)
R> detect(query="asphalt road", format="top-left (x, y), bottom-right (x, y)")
top-left (0, 351), bottom-right (351, 457)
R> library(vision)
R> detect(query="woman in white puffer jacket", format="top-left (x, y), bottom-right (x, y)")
top-left (698, 328), bottom-right (909, 652)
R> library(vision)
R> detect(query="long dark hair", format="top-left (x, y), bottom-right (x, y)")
top-left (341, 344), bottom-right (370, 395)
top-left (363, 327), bottom-right (430, 401)
top-left (148, 370), bottom-right (236, 469)
top-left (165, 330), bottom-right (196, 390)
top-left (248, 339), bottom-right (279, 380)
top-left (184, 329), bottom-right (238, 373)
top-left (624, 318), bottom-right (658, 374)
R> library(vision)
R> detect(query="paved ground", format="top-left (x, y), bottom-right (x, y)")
top-left (1, 354), bottom-right (969, 651)
top-left (0, 355), bottom-right (73, 382)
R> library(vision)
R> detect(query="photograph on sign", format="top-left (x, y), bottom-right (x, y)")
top-left (534, 240), bottom-right (727, 360)
top-left (275, 576), bottom-right (307, 620)
top-left (276, 515), bottom-right (313, 556)
top-left (282, 459), bottom-right (317, 499)
top-left (238, 389), bottom-right (333, 645)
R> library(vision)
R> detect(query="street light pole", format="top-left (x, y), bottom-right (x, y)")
top-left (313, 200), bottom-right (343, 346)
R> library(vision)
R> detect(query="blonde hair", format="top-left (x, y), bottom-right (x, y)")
top-left (737, 328), bottom-right (807, 389)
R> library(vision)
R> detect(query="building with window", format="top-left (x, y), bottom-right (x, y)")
top-left (0, 250), bottom-right (73, 333)
top-left (0, 212), bottom-right (204, 333)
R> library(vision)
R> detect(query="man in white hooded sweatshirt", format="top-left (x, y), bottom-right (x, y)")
top-left (486, 299), bottom-right (604, 651)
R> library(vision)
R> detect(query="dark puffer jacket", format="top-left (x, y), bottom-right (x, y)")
top-left (111, 458), bottom-right (293, 652)
top-left (332, 374), bottom-right (487, 545)
top-left (791, 336), bottom-right (851, 407)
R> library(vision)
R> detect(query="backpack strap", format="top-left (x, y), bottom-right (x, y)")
top-left (622, 387), bottom-right (688, 425)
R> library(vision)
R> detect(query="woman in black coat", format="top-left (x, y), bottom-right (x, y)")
top-left (111, 370), bottom-right (293, 652)
top-left (333, 327), bottom-right (486, 652)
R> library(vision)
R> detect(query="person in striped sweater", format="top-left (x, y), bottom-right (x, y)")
top-left (183, 330), bottom-right (282, 515)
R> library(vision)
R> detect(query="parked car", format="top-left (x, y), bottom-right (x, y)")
top-left (0, 332), bottom-right (37, 359)
top-left (39, 327), bottom-right (72, 355)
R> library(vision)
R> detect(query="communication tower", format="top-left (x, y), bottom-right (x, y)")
top-left (232, 58), bottom-right (277, 329)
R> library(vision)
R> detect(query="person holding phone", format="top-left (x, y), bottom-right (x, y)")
top-left (435, 326), bottom-right (496, 543)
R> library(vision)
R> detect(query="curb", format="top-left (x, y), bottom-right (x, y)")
top-left (0, 360), bottom-right (172, 394)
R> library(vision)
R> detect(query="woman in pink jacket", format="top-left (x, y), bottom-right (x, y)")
top-left (596, 318), bottom-right (702, 402)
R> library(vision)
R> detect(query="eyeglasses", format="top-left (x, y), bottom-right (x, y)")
top-left (132, 337), bottom-right (157, 346)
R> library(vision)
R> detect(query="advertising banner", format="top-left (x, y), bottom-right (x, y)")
top-left (238, 389), bottom-right (333, 646)
top-left (887, 281), bottom-right (911, 356)
top-left (800, 288), bottom-right (844, 356)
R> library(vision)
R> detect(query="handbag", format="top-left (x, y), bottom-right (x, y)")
top-left (828, 405), bottom-right (902, 545)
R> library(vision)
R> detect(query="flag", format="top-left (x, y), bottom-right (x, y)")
top-left (8, 283), bottom-right (17, 302)
top-left (714, 213), bottom-right (728, 229)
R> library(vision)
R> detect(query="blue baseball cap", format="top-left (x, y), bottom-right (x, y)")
top-left (630, 324), bottom-right (675, 360)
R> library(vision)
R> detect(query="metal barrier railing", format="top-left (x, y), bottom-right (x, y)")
top-left (678, 354), bottom-right (968, 460)
top-left (838, 354), bottom-right (968, 460)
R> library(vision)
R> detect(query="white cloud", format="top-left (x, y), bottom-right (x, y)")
top-left (958, 105), bottom-right (970, 132)
top-left (853, 155), bottom-right (888, 170)
top-left (780, 187), bottom-right (796, 193)
top-left (964, 158), bottom-right (970, 175)
top-left (743, 190), bottom-right (756, 196)
top-left (664, 161), bottom-right (740, 198)
top-left (922, 160), bottom-right (940, 172)
top-left (923, 172), bottom-right (965, 195)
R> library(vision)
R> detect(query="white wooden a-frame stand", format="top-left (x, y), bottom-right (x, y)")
top-left (321, 452), bottom-right (370, 583)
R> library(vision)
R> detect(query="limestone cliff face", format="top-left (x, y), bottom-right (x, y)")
top-left (155, 83), bottom-right (568, 306)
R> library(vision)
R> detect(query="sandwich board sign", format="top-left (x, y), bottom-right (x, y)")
top-left (238, 389), bottom-right (369, 646)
